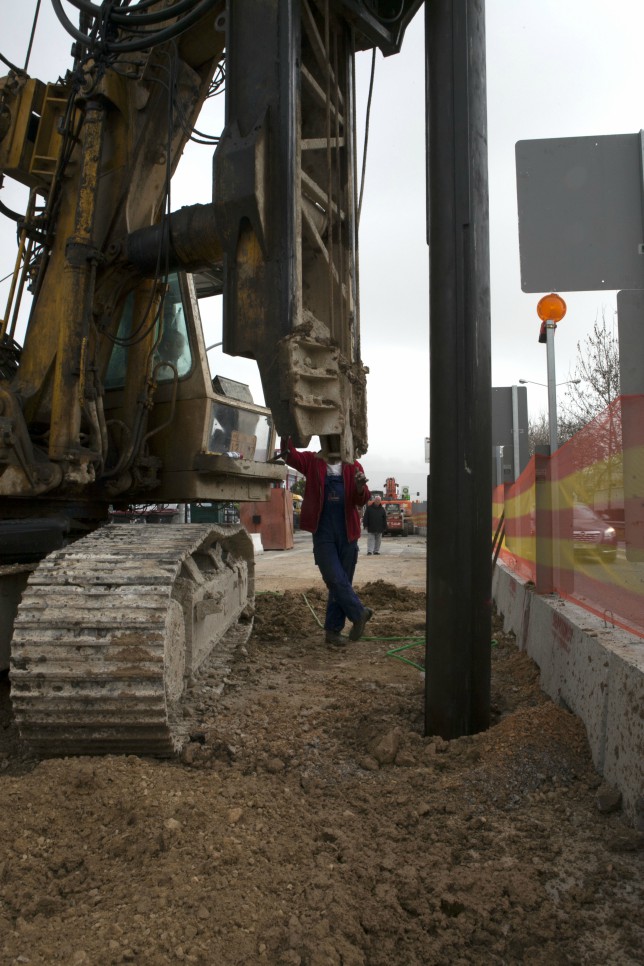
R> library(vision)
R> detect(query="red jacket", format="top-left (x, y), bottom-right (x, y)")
top-left (281, 438), bottom-right (370, 542)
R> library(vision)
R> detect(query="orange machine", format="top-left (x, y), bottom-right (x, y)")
top-left (379, 479), bottom-right (414, 536)
top-left (384, 478), bottom-right (399, 500)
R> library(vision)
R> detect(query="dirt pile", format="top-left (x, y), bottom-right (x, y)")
top-left (0, 581), bottom-right (642, 965)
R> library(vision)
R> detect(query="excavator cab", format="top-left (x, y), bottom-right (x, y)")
top-left (101, 270), bottom-right (279, 505)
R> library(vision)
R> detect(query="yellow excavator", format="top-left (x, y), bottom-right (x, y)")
top-left (0, 0), bottom-right (420, 755)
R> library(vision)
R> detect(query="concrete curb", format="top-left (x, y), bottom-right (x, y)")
top-left (493, 560), bottom-right (644, 827)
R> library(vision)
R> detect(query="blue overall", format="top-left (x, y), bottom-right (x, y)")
top-left (313, 472), bottom-right (363, 633)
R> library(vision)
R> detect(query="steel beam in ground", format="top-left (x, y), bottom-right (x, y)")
top-left (425, 0), bottom-right (492, 738)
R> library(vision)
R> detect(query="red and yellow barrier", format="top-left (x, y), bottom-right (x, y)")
top-left (494, 396), bottom-right (644, 639)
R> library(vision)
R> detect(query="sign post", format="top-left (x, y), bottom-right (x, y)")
top-left (536, 293), bottom-right (567, 453)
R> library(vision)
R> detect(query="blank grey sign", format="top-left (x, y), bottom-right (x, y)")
top-left (516, 134), bottom-right (644, 293)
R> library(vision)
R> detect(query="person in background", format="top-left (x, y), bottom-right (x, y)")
top-left (280, 436), bottom-right (373, 647)
top-left (363, 494), bottom-right (388, 555)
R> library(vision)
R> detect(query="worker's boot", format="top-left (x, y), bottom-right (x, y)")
top-left (325, 630), bottom-right (347, 647)
top-left (349, 607), bottom-right (373, 641)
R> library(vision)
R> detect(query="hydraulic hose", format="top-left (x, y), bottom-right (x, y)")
top-left (52, 0), bottom-right (220, 54)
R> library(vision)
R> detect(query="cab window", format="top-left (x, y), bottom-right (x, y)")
top-left (105, 274), bottom-right (193, 388)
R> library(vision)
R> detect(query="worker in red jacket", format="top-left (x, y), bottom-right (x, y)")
top-left (280, 437), bottom-right (373, 646)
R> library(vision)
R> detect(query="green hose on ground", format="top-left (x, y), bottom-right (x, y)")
top-left (302, 593), bottom-right (425, 670)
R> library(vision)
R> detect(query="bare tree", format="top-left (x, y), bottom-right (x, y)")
top-left (559, 311), bottom-right (620, 433)
top-left (527, 312), bottom-right (619, 455)
top-left (527, 409), bottom-right (578, 455)
top-left (527, 411), bottom-right (549, 455)
top-left (558, 311), bottom-right (622, 515)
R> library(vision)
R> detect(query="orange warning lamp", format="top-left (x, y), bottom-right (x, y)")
top-left (536, 293), bottom-right (567, 323)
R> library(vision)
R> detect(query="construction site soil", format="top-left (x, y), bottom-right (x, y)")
top-left (0, 534), bottom-right (642, 965)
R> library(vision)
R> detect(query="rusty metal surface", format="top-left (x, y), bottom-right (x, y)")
top-left (9, 523), bottom-right (254, 757)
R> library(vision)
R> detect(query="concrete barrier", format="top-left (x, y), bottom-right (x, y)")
top-left (493, 560), bottom-right (644, 827)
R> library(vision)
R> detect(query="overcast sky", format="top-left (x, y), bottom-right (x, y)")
top-left (3, 1), bottom-right (644, 500)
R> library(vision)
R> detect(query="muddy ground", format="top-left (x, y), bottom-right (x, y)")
top-left (0, 533), bottom-right (642, 965)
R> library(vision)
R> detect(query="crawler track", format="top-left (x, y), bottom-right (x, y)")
top-left (10, 524), bottom-right (254, 757)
